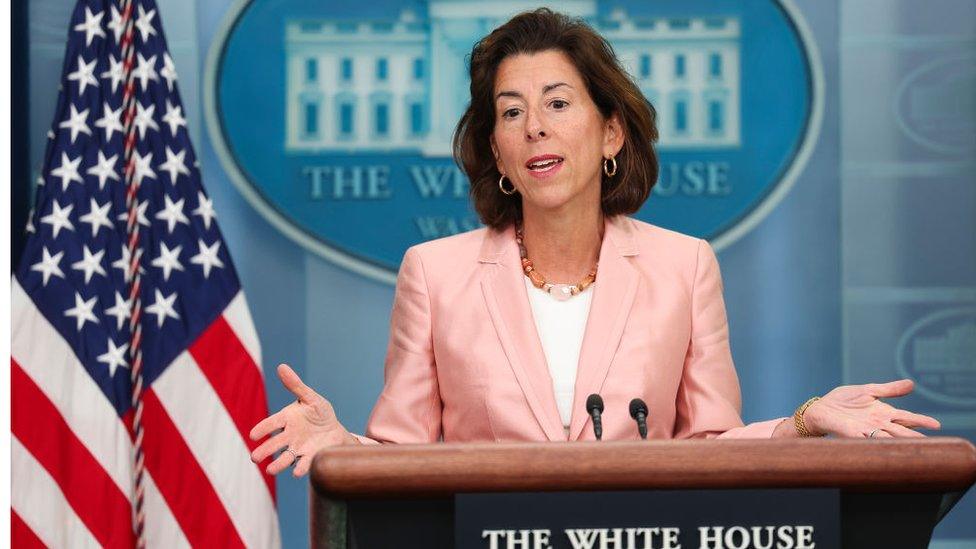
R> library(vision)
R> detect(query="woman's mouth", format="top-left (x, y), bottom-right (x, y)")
top-left (525, 155), bottom-right (564, 178)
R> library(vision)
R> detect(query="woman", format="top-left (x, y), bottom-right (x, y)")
top-left (250, 9), bottom-right (940, 477)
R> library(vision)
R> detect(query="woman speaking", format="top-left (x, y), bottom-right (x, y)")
top-left (250, 8), bottom-right (939, 477)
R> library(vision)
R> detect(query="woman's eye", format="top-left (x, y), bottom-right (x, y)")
top-left (502, 108), bottom-right (520, 119)
top-left (551, 100), bottom-right (568, 109)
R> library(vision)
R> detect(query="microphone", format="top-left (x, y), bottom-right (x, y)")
top-left (586, 394), bottom-right (604, 441)
top-left (629, 398), bottom-right (649, 440)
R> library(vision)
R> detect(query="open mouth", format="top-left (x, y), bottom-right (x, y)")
top-left (526, 155), bottom-right (564, 173)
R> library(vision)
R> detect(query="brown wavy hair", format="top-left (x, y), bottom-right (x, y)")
top-left (453, 8), bottom-right (659, 229)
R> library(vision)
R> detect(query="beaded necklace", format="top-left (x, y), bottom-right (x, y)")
top-left (515, 224), bottom-right (597, 301)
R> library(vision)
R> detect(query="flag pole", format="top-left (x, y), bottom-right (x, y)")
top-left (118, 1), bottom-right (148, 546)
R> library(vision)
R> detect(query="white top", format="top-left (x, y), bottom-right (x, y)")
top-left (524, 277), bottom-right (595, 435)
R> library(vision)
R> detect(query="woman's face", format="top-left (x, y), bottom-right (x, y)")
top-left (490, 49), bottom-right (623, 216)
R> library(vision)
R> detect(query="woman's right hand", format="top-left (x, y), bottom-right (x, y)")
top-left (249, 363), bottom-right (360, 477)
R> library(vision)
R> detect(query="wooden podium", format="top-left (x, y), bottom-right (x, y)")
top-left (309, 438), bottom-right (976, 548)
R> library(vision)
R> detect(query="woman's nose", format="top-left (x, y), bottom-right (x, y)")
top-left (524, 111), bottom-right (548, 141)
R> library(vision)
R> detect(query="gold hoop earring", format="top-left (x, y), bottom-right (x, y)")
top-left (603, 156), bottom-right (618, 178)
top-left (498, 174), bottom-right (517, 195)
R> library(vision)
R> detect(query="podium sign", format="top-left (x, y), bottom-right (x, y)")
top-left (455, 490), bottom-right (840, 549)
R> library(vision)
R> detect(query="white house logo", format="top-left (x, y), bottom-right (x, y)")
top-left (896, 308), bottom-right (976, 407)
top-left (205, 0), bottom-right (823, 283)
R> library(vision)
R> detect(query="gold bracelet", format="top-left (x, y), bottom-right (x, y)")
top-left (793, 396), bottom-right (824, 437)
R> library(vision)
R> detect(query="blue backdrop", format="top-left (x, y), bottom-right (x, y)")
top-left (22, 0), bottom-right (976, 547)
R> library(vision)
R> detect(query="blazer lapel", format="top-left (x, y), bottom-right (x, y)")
top-left (569, 216), bottom-right (640, 441)
top-left (479, 226), bottom-right (565, 442)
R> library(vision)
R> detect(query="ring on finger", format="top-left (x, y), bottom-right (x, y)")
top-left (286, 448), bottom-right (301, 461)
top-left (868, 428), bottom-right (882, 438)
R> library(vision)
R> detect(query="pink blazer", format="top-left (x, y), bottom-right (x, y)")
top-left (362, 215), bottom-right (784, 443)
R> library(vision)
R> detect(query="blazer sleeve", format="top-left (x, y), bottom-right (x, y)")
top-left (361, 246), bottom-right (443, 444)
top-left (672, 239), bottom-right (785, 439)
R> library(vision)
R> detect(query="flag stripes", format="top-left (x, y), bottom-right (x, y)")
top-left (11, 509), bottom-right (48, 549)
top-left (189, 315), bottom-right (276, 495)
top-left (12, 361), bottom-right (134, 548)
top-left (12, 436), bottom-right (102, 548)
top-left (12, 281), bottom-right (133, 495)
top-left (151, 351), bottom-right (279, 547)
top-left (140, 389), bottom-right (248, 548)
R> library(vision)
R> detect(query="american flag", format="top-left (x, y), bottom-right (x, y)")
top-left (11, 0), bottom-right (280, 546)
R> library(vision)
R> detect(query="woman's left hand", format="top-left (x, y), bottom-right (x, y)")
top-left (802, 379), bottom-right (941, 438)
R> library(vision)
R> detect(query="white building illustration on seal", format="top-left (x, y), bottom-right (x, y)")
top-left (284, 1), bottom-right (741, 155)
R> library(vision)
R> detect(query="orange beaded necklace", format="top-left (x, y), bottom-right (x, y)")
top-left (516, 224), bottom-right (597, 301)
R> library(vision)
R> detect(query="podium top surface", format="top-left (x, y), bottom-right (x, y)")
top-left (309, 437), bottom-right (976, 498)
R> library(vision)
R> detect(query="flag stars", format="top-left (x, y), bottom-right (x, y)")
top-left (160, 53), bottom-right (179, 91)
top-left (191, 240), bottom-right (225, 278)
top-left (67, 55), bottom-right (98, 95)
top-left (50, 152), bottom-right (84, 191)
top-left (145, 289), bottom-right (180, 328)
top-left (133, 53), bottom-right (159, 91)
top-left (135, 5), bottom-right (158, 43)
top-left (107, 5), bottom-right (124, 44)
top-left (71, 245), bottom-right (107, 284)
top-left (31, 247), bottom-right (65, 286)
top-left (117, 199), bottom-right (151, 228)
top-left (134, 101), bottom-right (160, 139)
top-left (73, 7), bottom-right (106, 47)
top-left (103, 291), bottom-right (132, 332)
top-left (59, 104), bottom-right (92, 144)
top-left (86, 151), bottom-right (120, 190)
top-left (64, 292), bottom-right (99, 331)
top-left (111, 244), bottom-right (143, 283)
top-left (132, 150), bottom-right (157, 185)
top-left (192, 191), bottom-right (217, 230)
top-left (151, 242), bottom-right (184, 281)
top-left (40, 200), bottom-right (75, 238)
top-left (79, 197), bottom-right (114, 236)
top-left (111, 247), bottom-right (131, 282)
top-left (156, 195), bottom-right (190, 234)
top-left (95, 102), bottom-right (124, 140)
top-left (101, 55), bottom-right (124, 94)
top-left (97, 338), bottom-right (129, 377)
top-left (161, 100), bottom-right (187, 136)
top-left (159, 147), bottom-right (190, 185)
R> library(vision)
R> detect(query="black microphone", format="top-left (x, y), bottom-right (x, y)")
top-left (586, 394), bottom-right (604, 441)
top-left (629, 398), bottom-right (649, 440)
